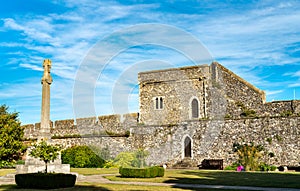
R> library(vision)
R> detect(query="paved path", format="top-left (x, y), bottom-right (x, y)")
top-left (1, 173), bottom-right (300, 191)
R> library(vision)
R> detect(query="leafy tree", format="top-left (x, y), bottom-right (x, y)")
top-left (132, 149), bottom-right (149, 168)
top-left (29, 140), bottom-right (61, 173)
top-left (113, 151), bottom-right (135, 168)
top-left (0, 104), bottom-right (26, 168)
top-left (113, 149), bottom-right (149, 168)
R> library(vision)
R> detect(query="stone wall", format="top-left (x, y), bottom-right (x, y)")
top-left (24, 115), bottom-right (299, 167)
top-left (135, 116), bottom-right (300, 167)
top-left (211, 62), bottom-right (266, 118)
top-left (138, 62), bottom-right (271, 124)
top-left (139, 65), bottom-right (210, 125)
top-left (262, 100), bottom-right (300, 117)
top-left (23, 113), bottom-right (138, 139)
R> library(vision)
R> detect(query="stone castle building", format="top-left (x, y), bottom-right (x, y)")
top-left (23, 62), bottom-right (300, 167)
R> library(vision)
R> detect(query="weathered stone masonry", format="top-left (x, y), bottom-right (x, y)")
top-left (23, 62), bottom-right (300, 167)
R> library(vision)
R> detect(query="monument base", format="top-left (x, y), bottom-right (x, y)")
top-left (16, 149), bottom-right (70, 174)
top-left (16, 163), bottom-right (70, 174)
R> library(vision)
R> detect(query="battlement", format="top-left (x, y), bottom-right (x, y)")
top-left (23, 113), bottom-right (138, 139)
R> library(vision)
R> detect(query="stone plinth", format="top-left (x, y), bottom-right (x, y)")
top-left (16, 164), bottom-right (70, 174)
top-left (16, 146), bottom-right (70, 174)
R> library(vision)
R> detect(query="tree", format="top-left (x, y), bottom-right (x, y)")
top-left (132, 149), bottom-right (149, 168)
top-left (29, 140), bottom-right (61, 173)
top-left (0, 104), bottom-right (26, 168)
top-left (113, 149), bottom-right (149, 168)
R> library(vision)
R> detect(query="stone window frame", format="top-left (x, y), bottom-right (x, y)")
top-left (153, 96), bottom-right (164, 110)
top-left (189, 96), bottom-right (200, 119)
top-left (182, 134), bottom-right (193, 159)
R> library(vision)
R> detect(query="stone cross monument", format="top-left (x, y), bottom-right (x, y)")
top-left (40, 59), bottom-right (52, 140)
top-left (16, 59), bottom-right (70, 174)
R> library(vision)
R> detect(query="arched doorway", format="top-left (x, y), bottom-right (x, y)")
top-left (184, 136), bottom-right (192, 158)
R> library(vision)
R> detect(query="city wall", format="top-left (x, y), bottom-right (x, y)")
top-left (23, 113), bottom-right (300, 167)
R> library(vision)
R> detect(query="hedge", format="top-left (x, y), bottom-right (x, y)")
top-left (119, 166), bottom-right (164, 178)
top-left (61, 146), bottom-right (105, 168)
top-left (15, 173), bottom-right (76, 189)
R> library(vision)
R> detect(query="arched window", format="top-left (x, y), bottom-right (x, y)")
top-left (154, 97), bottom-right (163, 110)
top-left (191, 98), bottom-right (199, 118)
top-left (184, 136), bottom-right (192, 158)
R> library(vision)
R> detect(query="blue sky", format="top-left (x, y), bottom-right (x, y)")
top-left (1, 0), bottom-right (300, 124)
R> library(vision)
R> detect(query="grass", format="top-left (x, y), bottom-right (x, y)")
top-left (0, 183), bottom-right (244, 191)
top-left (0, 169), bottom-right (15, 176)
top-left (106, 169), bottom-right (300, 189)
top-left (71, 167), bottom-right (119, 175)
top-left (1, 168), bottom-right (299, 190)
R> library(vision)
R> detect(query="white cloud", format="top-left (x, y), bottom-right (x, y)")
top-left (266, 90), bottom-right (284, 96)
top-left (2, 0), bottom-right (300, 123)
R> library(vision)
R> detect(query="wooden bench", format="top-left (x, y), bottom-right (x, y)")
top-left (198, 159), bottom-right (224, 170)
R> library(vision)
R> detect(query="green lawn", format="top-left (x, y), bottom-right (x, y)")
top-left (0, 183), bottom-right (244, 191)
top-left (106, 169), bottom-right (300, 189)
top-left (0, 168), bottom-right (299, 190)
top-left (71, 167), bottom-right (119, 175)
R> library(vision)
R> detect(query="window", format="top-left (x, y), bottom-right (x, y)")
top-left (154, 97), bottom-right (163, 110)
top-left (191, 98), bottom-right (199, 118)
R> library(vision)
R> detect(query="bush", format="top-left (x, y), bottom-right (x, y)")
top-left (119, 166), bottom-right (164, 178)
top-left (61, 146), bottom-right (105, 168)
top-left (233, 142), bottom-right (264, 171)
top-left (15, 173), bottom-right (76, 189)
top-left (113, 149), bottom-right (149, 168)
top-left (259, 163), bottom-right (277, 171)
top-left (224, 163), bottom-right (239, 171)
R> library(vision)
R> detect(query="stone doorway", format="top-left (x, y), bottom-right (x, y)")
top-left (184, 136), bottom-right (192, 158)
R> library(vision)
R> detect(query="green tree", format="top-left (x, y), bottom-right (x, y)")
top-left (113, 149), bottom-right (149, 168)
top-left (0, 104), bottom-right (26, 168)
top-left (113, 152), bottom-right (135, 167)
top-left (29, 140), bottom-right (61, 173)
top-left (132, 149), bottom-right (149, 168)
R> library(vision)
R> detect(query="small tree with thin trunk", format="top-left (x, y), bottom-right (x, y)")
top-left (29, 140), bottom-right (61, 173)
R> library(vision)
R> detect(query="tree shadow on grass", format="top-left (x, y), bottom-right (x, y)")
top-left (0, 184), bottom-right (111, 191)
top-left (164, 170), bottom-right (300, 190)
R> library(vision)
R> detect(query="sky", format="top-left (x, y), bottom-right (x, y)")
top-left (0, 0), bottom-right (300, 125)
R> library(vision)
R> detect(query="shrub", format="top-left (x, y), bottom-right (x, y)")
top-left (233, 142), bottom-right (264, 171)
top-left (240, 109), bottom-right (256, 118)
top-left (15, 173), bottom-right (76, 189)
top-left (224, 163), bottom-right (239, 171)
top-left (61, 146), bottom-right (105, 168)
top-left (113, 152), bottom-right (135, 167)
top-left (119, 166), bottom-right (164, 178)
top-left (259, 163), bottom-right (277, 171)
top-left (280, 110), bottom-right (293, 117)
top-left (113, 149), bottom-right (149, 168)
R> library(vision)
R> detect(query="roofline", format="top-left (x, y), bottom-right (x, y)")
top-left (138, 64), bottom-right (210, 75)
